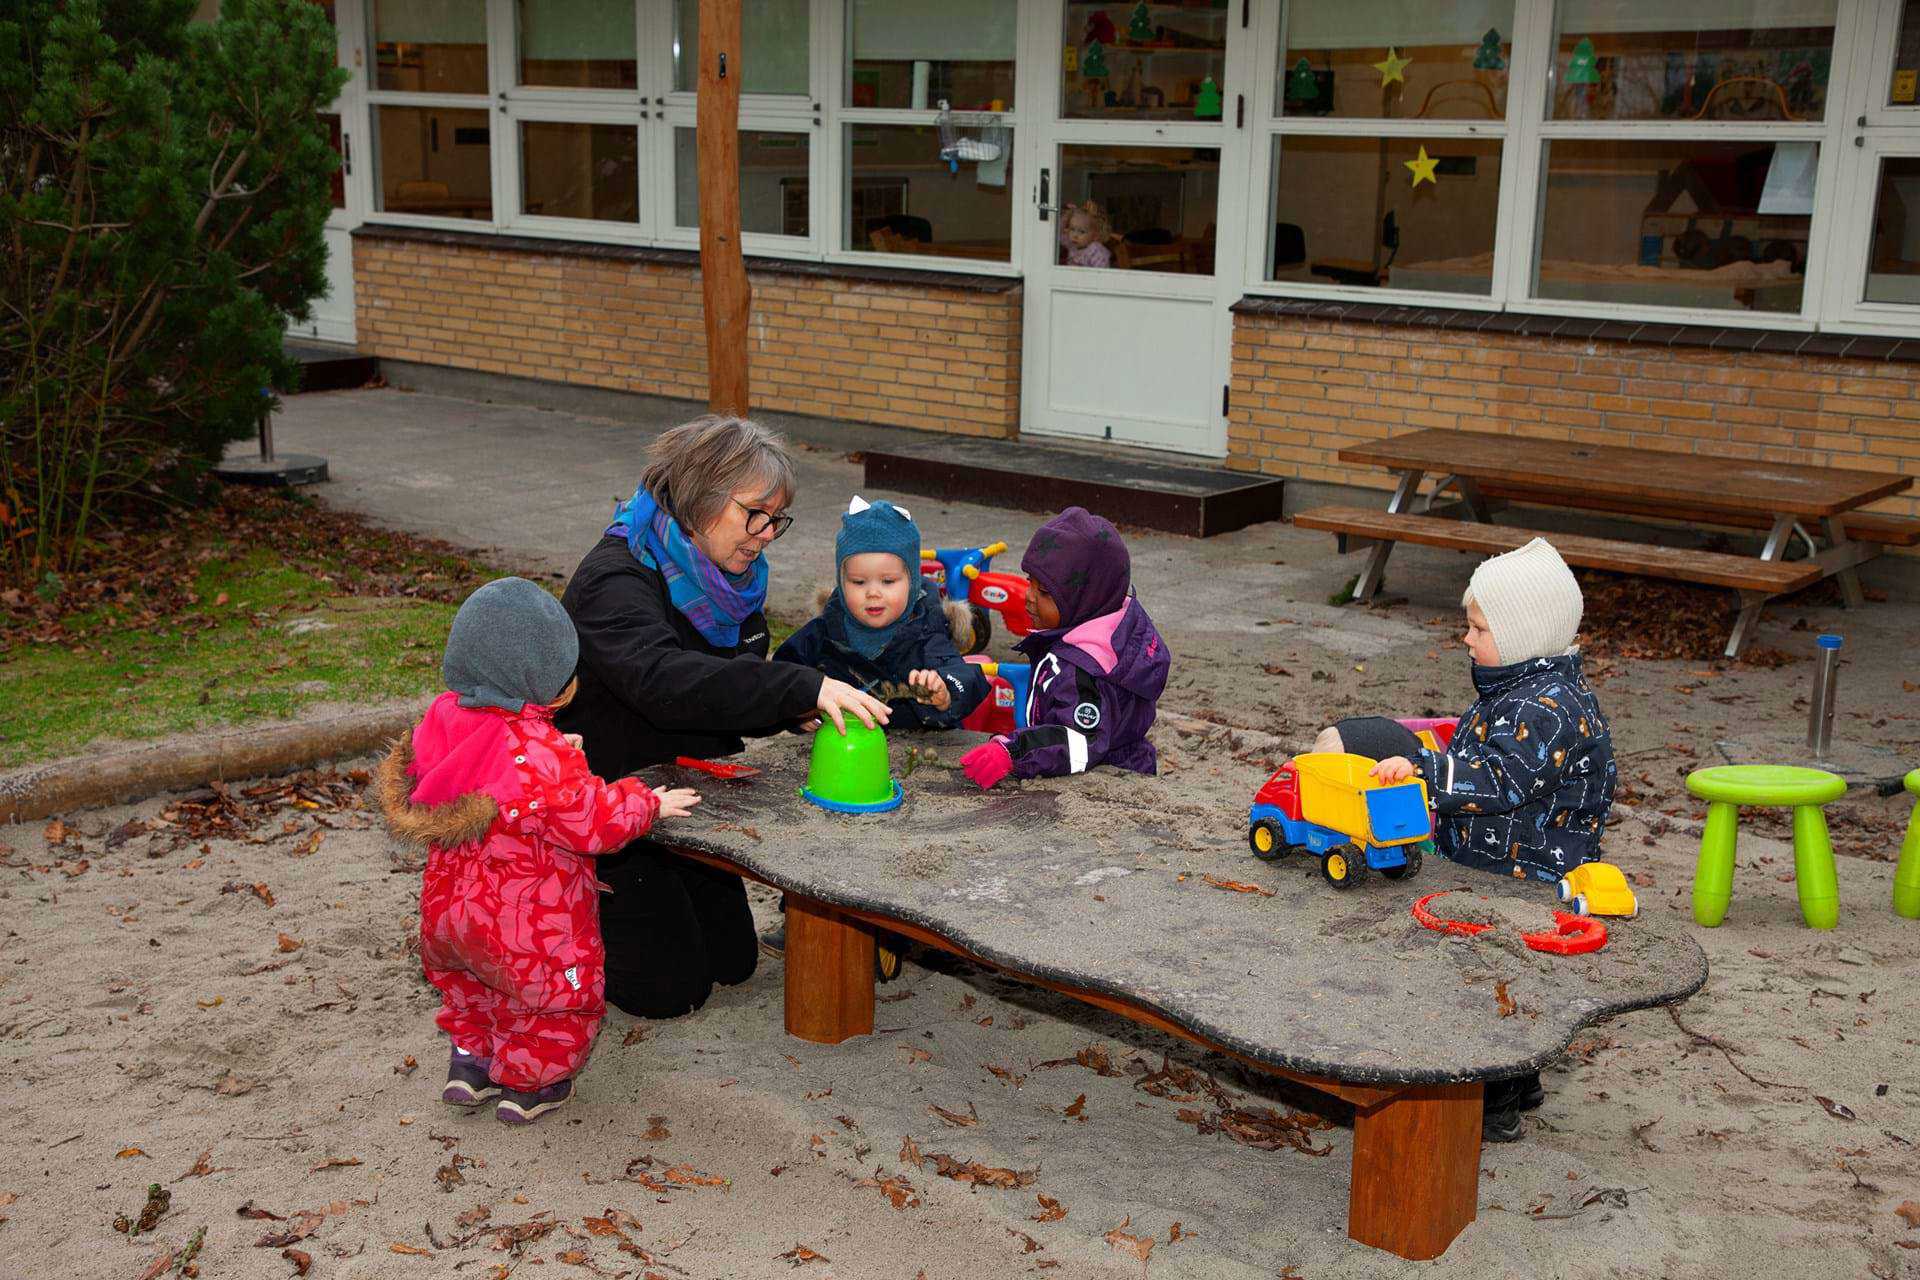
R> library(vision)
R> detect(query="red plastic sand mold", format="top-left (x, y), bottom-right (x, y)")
top-left (1411, 891), bottom-right (1609, 956)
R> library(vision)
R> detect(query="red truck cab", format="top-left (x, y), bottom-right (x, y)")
top-left (1253, 761), bottom-right (1303, 821)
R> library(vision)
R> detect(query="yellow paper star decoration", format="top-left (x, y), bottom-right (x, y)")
top-left (1405, 146), bottom-right (1439, 187)
top-left (1373, 47), bottom-right (1412, 86)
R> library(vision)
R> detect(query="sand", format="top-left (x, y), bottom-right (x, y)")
top-left (3, 729), bottom-right (1916, 1280)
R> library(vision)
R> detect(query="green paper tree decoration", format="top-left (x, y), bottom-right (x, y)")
top-left (1474, 29), bottom-right (1505, 72)
top-left (1127, 2), bottom-right (1154, 41)
top-left (1286, 56), bottom-right (1318, 102)
top-left (1195, 75), bottom-right (1222, 118)
top-left (1567, 36), bottom-right (1600, 85)
top-left (1083, 39), bottom-right (1110, 78)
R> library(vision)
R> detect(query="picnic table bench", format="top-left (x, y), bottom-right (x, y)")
top-left (1292, 429), bottom-right (1915, 657)
top-left (642, 733), bottom-right (1707, 1262)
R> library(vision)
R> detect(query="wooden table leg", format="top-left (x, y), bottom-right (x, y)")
top-left (1347, 1082), bottom-right (1482, 1261)
top-left (783, 893), bottom-right (875, 1044)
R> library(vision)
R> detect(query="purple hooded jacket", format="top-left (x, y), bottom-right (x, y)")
top-left (1002, 508), bottom-right (1171, 779)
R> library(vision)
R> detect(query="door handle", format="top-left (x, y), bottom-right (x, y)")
top-left (1038, 167), bottom-right (1050, 220)
top-left (341, 132), bottom-right (351, 175)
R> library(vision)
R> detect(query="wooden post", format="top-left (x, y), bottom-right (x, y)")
top-left (696, 0), bottom-right (750, 414)
top-left (782, 894), bottom-right (876, 1044)
top-left (1347, 1082), bottom-right (1482, 1260)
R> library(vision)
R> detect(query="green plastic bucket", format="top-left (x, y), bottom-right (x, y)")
top-left (800, 718), bottom-right (904, 813)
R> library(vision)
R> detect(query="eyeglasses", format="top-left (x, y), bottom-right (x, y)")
top-left (732, 498), bottom-right (794, 539)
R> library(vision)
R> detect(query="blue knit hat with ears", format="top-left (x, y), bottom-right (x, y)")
top-left (835, 496), bottom-right (920, 574)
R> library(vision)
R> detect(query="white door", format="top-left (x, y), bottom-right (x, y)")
top-left (1825, 0), bottom-right (1920, 331)
top-left (1019, 0), bottom-right (1255, 456)
top-left (298, 0), bottom-right (363, 345)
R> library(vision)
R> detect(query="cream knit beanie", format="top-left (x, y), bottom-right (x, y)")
top-left (1462, 537), bottom-right (1582, 665)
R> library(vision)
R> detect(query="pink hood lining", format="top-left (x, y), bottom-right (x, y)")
top-left (1062, 604), bottom-right (1129, 675)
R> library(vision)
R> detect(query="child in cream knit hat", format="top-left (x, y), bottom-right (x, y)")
top-left (1312, 538), bottom-right (1615, 1141)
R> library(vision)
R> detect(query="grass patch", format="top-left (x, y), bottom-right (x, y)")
top-left (0, 487), bottom-right (509, 768)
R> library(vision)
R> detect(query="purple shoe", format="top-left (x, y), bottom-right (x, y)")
top-left (442, 1047), bottom-right (500, 1107)
top-left (495, 1078), bottom-right (574, 1125)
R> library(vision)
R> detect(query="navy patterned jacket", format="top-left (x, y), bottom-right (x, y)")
top-left (1413, 651), bottom-right (1616, 884)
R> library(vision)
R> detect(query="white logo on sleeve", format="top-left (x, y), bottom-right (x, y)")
top-left (1073, 701), bottom-right (1101, 731)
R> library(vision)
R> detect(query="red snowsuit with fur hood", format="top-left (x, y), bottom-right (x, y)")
top-left (379, 691), bottom-right (659, 1089)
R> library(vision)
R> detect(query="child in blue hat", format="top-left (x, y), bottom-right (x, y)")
top-left (775, 497), bottom-right (988, 730)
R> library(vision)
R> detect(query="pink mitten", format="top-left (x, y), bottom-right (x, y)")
top-left (960, 739), bottom-right (1014, 790)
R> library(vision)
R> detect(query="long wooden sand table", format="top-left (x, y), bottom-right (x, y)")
top-left (642, 731), bottom-right (1707, 1261)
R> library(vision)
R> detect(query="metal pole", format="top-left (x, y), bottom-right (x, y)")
top-left (1807, 633), bottom-right (1841, 759)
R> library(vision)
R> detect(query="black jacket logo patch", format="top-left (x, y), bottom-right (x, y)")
top-left (1073, 701), bottom-right (1101, 731)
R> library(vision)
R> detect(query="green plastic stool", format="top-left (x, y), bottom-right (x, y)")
top-left (1687, 765), bottom-right (1848, 930)
top-left (1896, 769), bottom-right (1920, 920)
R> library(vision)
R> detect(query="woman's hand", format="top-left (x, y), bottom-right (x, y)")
top-left (908, 669), bottom-right (952, 711)
top-left (816, 677), bottom-right (891, 735)
top-left (652, 786), bottom-right (702, 819)
top-left (1369, 755), bottom-right (1417, 784)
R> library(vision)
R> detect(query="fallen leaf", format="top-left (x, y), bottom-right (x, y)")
top-left (215, 1072), bottom-right (257, 1097)
top-left (389, 1242), bottom-right (433, 1256)
top-left (456, 1205), bottom-right (492, 1229)
top-left (853, 1170), bottom-right (920, 1210)
top-left (896, 1046), bottom-right (932, 1065)
top-left (1032, 1194), bottom-right (1067, 1223)
top-left (1007, 1228), bottom-right (1043, 1253)
top-left (291, 830), bottom-right (324, 858)
top-left (134, 1250), bottom-right (175, 1280)
top-left (236, 1201), bottom-right (285, 1221)
top-left (1168, 1221), bottom-right (1192, 1243)
top-left (923, 1152), bottom-right (1036, 1189)
top-left (622, 1024), bottom-right (649, 1046)
top-left (394, 1055), bottom-right (418, 1077)
top-left (282, 1246), bottom-right (313, 1275)
top-left (1104, 1216), bottom-right (1155, 1264)
top-left (277, 933), bottom-right (303, 953)
top-left (310, 1157), bottom-right (362, 1173)
top-left (43, 819), bottom-right (68, 845)
top-left (1495, 980), bottom-right (1518, 1018)
top-left (117, 1147), bottom-right (148, 1159)
top-left (662, 1164), bottom-right (727, 1187)
top-left (196, 997), bottom-right (223, 1009)
top-left (1203, 874), bottom-right (1275, 897)
top-left (1896, 1201), bottom-right (1920, 1228)
top-left (929, 1102), bottom-right (979, 1128)
top-left (642, 1116), bottom-right (670, 1141)
top-left (1063, 1094), bottom-right (1087, 1119)
top-left (899, 1134), bottom-right (922, 1166)
top-left (777, 1243), bottom-right (828, 1266)
top-left (1815, 1096), bottom-right (1858, 1122)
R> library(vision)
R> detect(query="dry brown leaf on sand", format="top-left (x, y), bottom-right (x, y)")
top-left (116, 1147), bottom-right (147, 1159)
top-left (389, 1242), bottom-right (433, 1255)
top-left (1203, 874), bottom-right (1275, 897)
top-left (1894, 1201), bottom-right (1920, 1228)
top-left (309, 1157), bottom-right (361, 1173)
top-left (1064, 1094), bottom-right (1087, 1118)
top-left (277, 933), bottom-right (303, 953)
top-left (899, 1134), bottom-right (923, 1166)
top-left (928, 1102), bottom-right (978, 1128)
top-left (181, 1149), bottom-right (234, 1179)
top-left (1168, 1221), bottom-right (1195, 1243)
top-left (1495, 980), bottom-right (1517, 1018)
top-left (924, 1152), bottom-right (1036, 1190)
top-left (1104, 1216), bottom-right (1155, 1263)
top-left (777, 1244), bottom-right (829, 1266)
top-left (641, 1116), bottom-right (670, 1141)
top-left (1007, 1228), bottom-right (1043, 1253)
top-left (282, 1248), bottom-right (312, 1276)
top-left (394, 1055), bottom-right (418, 1077)
top-left (853, 1169), bottom-right (921, 1210)
top-left (1031, 1194), bottom-right (1067, 1223)
top-left (662, 1164), bottom-right (728, 1187)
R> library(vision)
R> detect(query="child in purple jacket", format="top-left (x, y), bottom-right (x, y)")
top-left (960, 508), bottom-right (1170, 788)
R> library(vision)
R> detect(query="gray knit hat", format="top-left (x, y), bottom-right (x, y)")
top-left (1463, 538), bottom-right (1583, 666)
top-left (443, 577), bottom-right (579, 712)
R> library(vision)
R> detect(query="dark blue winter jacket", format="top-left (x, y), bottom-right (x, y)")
top-left (772, 579), bottom-right (989, 730)
top-left (1413, 651), bottom-right (1616, 884)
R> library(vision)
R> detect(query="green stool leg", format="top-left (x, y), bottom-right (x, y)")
top-left (1791, 805), bottom-right (1839, 930)
top-left (1692, 801), bottom-right (1739, 927)
top-left (1895, 801), bottom-right (1920, 920)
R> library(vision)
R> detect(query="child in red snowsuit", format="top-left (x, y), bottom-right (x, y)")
top-left (378, 577), bottom-right (699, 1124)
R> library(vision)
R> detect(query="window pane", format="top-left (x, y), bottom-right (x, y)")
top-left (1279, 1), bottom-right (1514, 121)
top-left (1865, 158), bottom-right (1920, 304)
top-left (1056, 144), bottom-right (1218, 275)
top-left (847, 0), bottom-right (1015, 110)
top-left (372, 105), bottom-right (493, 219)
top-left (1549, 1), bottom-right (1836, 122)
top-left (845, 124), bottom-right (1012, 261)
top-left (1063, 3), bottom-right (1226, 121)
top-left (521, 121), bottom-right (638, 222)
top-left (1892, 0), bottom-right (1920, 105)
top-left (370, 0), bottom-right (487, 94)
top-left (1536, 139), bottom-right (1814, 313)
top-left (674, 129), bottom-right (812, 236)
top-left (1268, 135), bottom-right (1500, 293)
top-left (673, 0), bottom-right (810, 95)
top-left (517, 0), bottom-right (636, 90)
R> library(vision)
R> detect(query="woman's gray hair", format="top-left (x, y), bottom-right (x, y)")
top-left (641, 414), bottom-right (796, 535)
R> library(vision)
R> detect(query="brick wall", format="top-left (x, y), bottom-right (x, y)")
top-left (352, 231), bottom-right (1022, 438)
top-left (1227, 313), bottom-right (1920, 526)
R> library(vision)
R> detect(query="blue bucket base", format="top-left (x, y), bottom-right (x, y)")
top-left (801, 779), bottom-right (905, 814)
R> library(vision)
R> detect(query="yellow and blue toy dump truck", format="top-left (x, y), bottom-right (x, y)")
top-left (1247, 752), bottom-right (1433, 888)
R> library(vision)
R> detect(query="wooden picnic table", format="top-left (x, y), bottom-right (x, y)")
top-left (640, 732), bottom-right (1707, 1262)
top-left (1310, 428), bottom-right (1913, 656)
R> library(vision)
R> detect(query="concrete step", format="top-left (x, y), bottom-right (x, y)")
top-left (283, 339), bottom-right (378, 394)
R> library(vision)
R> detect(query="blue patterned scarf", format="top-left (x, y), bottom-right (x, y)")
top-left (606, 485), bottom-right (768, 647)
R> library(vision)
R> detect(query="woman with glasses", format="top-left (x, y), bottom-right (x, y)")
top-left (558, 415), bottom-right (891, 1019)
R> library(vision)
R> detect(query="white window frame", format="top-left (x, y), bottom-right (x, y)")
top-left (359, 0), bottom-right (503, 231)
top-left (1241, 0), bottom-right (1889, 332)
top-left (1821, 0), bottom-right (1920, 332)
